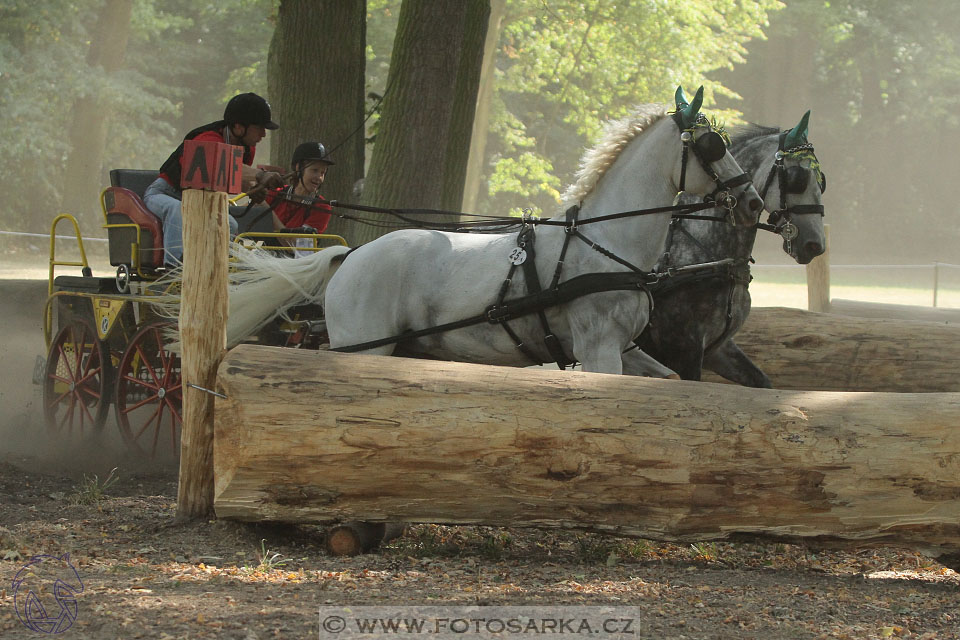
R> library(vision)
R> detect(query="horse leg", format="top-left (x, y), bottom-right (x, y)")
top-left (703, 339), bottom-right (773, 388)
top-left (578, 347), bottom-right (625, 374)
top-left (621, 347), bottom-right (679, 379)
top-left (632, 334), bottom-right (704, 380)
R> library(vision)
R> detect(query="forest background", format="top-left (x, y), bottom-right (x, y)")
top-left (2, 0), bottom-right (958, 262)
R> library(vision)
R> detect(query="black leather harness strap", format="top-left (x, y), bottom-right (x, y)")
top-left (495, 226), bottom-right (553, 365)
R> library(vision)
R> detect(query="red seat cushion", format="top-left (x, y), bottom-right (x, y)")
top-left (103, 187), bottom-right (165, 270)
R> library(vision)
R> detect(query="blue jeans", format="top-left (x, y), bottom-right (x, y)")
top-left (143, 177), bottom-right (238, 266)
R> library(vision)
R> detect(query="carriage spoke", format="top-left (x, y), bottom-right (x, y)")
top-left (135, 342), bottom-right (164, 388)
top-left (133, 403), bottom-right (164, 442)
top-left (120, 391), bottom-right (160, 414)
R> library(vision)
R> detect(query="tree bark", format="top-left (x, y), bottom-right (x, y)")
top-left (462, 0), bottom-right (505, 214)
top-left (62, 0), bottom-right (133, 228)
top-left (267, 0), bottom-right (367, 242)
top-left (703, 307), bottom-right (960, 393)
top-left (357, 0), bottom-right (490, 245)
top-left (214, 346), bottom-right (960, 566)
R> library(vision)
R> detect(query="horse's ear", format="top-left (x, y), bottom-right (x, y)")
top-left (675, 86), bottom-right (689, 109)
top-left (676, 85), bottom-right (704, 129)
top-left (783, 110), bottom-right (811, 149)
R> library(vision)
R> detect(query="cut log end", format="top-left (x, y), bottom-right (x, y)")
top-left (326, 521), bottom-right (391, 556)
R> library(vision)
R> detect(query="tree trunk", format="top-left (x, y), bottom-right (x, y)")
top-left (462, 0), bottom-right (505, 214)
top-left (357, 0), bottom-right (490, 245)
top-left (214, 346), bottom-right (960, 567)
top-left (267, 0), bottom-right (367, 243)
top-left (702, 307), bottom-right (960, 393)
top-left (62, 0), bottom-right (133, 228)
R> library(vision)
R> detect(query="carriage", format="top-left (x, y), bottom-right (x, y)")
top-left (38, 168), bottom-right (347, 458)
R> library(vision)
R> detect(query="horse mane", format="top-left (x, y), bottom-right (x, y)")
top-left (728, 123), bottom-right (781, 153)
top-left (560, 103), bottom-right (669, 205)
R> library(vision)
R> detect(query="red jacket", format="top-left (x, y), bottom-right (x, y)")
top-left (268, 188), bottom-right (332, 232)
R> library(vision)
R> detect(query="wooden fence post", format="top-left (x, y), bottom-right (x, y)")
top-left (177, 188), bottom-right (229, 520)
top-left (806, 223), bottom-right (830, 312)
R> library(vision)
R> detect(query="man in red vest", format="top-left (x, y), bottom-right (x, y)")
top-left (143, 92), bottom-right (285, 266)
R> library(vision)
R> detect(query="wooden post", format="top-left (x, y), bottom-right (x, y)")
top-left (806, 223), bottom-right (830, 312)
top-left (177, 188), bottom-right (229, 520)
top-left (933, 262), bottom-right (940, 307)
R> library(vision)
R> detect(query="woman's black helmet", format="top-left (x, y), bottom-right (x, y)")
top-left (291, 141), bottom-right (335, 167)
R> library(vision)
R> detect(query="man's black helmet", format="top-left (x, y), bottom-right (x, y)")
top-left (223, 93), bottom-right (279, 130)
top-left (291, 141), bottom-right (335, 167)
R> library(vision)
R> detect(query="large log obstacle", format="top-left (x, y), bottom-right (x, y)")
top-left (827, 298), bottom-right (960, 325)
top-left (214, 345), bottom-right (960, 568)
top-left (702, 307), bottom-right (960, 392)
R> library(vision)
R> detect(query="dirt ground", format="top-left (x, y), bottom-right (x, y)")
top-left (1, 270), bottom-right (959, 640)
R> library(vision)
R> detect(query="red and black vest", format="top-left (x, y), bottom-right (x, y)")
top-left (158, 120), bottom-right (254, 189)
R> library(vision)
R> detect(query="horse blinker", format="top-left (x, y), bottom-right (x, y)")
top-left (784, 165), bottom-right (827, 195)
top-left (695, 131), bottom-right (727, 163)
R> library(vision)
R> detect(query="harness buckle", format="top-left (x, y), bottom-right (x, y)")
top-left (486, 305), bottom-right (506, 323)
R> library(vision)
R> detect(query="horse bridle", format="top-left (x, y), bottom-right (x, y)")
top-left (674, 113), bottom-right (753, 216)
top-left (757, 133), bottom-right (826, 253)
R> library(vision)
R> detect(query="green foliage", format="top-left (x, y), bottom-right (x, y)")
top-left (474, 0), bottom-right (782, 216)
top-left (70, 466), bottom-right (119, 505)
top-left (0, 0), bottom-right (275, 233)
top-left (722, 0), bottom-right (960, 260)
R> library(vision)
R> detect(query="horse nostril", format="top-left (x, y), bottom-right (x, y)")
top-left (748, 196), bottom-right (763, 213)
top-left (805, 241), bottom-right (824, 258)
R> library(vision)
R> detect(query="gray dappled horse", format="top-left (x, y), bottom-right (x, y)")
top-left (634, 111), bottom-right (826, 386)
top-left (223, 87), bottom-right (763, 376)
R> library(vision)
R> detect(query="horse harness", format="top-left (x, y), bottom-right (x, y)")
top-left (332, 116), bottom-right (753, 366)
top-left (757, 133), bottom-right (826, 254)
top-left (330, 205), bottom-right (740, 365)
top-left (654, 214), bottom-right (754, 355)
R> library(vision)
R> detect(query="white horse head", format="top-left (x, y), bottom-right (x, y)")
top-left (562, 86), bottom-right (762, 235)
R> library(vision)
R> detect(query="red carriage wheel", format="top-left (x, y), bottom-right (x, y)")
top-left (114, 322), bottom-right (182, 459)
top-left (43, 319), bottom-right (112, 437)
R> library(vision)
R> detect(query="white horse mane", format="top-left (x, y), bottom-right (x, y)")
top-left (560, 103), bottom-right (669, 206)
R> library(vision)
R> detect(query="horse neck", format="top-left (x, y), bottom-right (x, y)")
top-left (574, 118), bottom-right (679, 270)
top-left (667, 215), bottom-right (758, 267)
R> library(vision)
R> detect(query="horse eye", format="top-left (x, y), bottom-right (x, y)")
top-left (784, 165), bottom-right (810, 194)
top-left (818, 171), bottom-right (827, 194)
top-left (695, 131), bottom-right (726, 163)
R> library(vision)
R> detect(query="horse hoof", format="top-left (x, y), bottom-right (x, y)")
top-left (665, 374), bottom-right (681, 380)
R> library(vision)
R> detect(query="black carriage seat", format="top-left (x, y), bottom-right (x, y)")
top-left (104, 169), bottom-right (164, 271)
